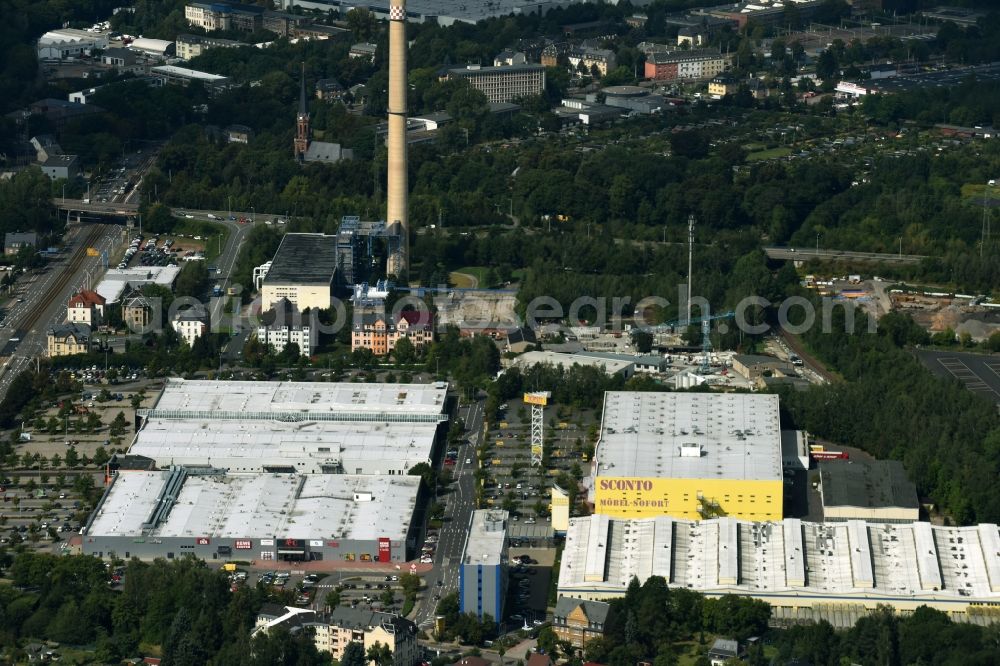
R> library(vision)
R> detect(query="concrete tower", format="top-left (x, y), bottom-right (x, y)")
top-left (294, 62), bottom-right (310, 160)
top-left (386, 0), bottom-right (408, 277)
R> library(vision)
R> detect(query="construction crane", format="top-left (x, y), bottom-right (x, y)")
top-left (663, 311), bottom-right (735, 374)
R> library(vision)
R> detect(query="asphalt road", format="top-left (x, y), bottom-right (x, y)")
top-left (0, 224), bottom-right (123, 402)
top-left (413, 398), bottom-right (484, 629)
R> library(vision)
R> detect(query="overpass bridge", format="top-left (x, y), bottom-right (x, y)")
top-left (54, 199), bottom-right (139, 216)
top-left (764, 246), bottom-right (929, 265)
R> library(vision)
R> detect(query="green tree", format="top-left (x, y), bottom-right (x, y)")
top-left (341, 641), bottom-right (366, 666)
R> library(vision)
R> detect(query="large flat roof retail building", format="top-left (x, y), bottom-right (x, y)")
top-left (83, 469), bottom-right (421, 563)
top-left (592, 392), bottom-right (783, 521)
top-left (558, 515), bottom-right (1000, 626)
top-left (129, 379), bottom-right (449, 474)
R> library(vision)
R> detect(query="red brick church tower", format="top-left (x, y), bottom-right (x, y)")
top-left (294, 62), bottom-right (310, 160)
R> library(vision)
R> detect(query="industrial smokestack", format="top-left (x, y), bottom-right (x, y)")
top-left (386, 0), bottom-right (408, 278)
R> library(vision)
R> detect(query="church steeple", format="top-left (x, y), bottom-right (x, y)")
top-left (298, 61), bottom-right (308, 117)
top-left (294, 62), bottom-right (310, 160)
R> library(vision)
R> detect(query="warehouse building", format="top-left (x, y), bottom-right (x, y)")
top-left (460, 510), bottom-right (509, 620)
top-left (82, 469), bottom-right (421, 563)
top-left (130, 37), bottom-right (175, 59)
top-left (260, 233), bottom-right (340, 312)
top-left (127, 379), bottom-right (449, 474)
top-left (558, 514), bottom-right (1000, 625)
top-left (819, 459), bottom-right (919, 523)
top-left (512, 351), bottom-right (635, 378)
top-left (593, 392), bottom-right (784, 521)
top-left (150, 65), bottom-right (230, 91)
top-left (38, 28), bottom-right (109, 61)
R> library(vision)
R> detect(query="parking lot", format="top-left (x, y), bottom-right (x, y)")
top-left (916, 349), bottom-right (1000, 404)
top-left (1, 476), bottom-right (99, 553)
top-left (476, 396), bottom-right (598, 539)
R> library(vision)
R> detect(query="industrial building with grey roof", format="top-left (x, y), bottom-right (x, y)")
top-left (558, 514), bottom-right (1000, 627)
top-left (819, 459), bottom-right (920, 523)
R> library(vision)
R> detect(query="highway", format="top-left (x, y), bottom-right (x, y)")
top-left (764, 246), bottom-right (928, 264)
top-left (0, 224), bottom-right (123, 402)
top-left (413, 398), bottom-right (484, 630)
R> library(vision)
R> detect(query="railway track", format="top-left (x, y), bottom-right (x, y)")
top-left (18, 224), bottom-right (105, 338)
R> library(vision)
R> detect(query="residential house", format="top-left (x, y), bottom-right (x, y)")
top-left (122, 293), bottom-right (155, 331)
top-left (255, 605), bottom-right (419, 666)
top-left (225, 124), bottom-right (253, 143)
top-left (707, 638), bottom-right (741, 666)
top-left (540, 43), bottom-right (570, 67)
top-left (708, 74), bottom-right (739, 98)
top-left (526, 654), bottom-right (553, 666)
top-left (47, 323), bottom-right (90, 357)
top-left (171, 305), bottom-right (208, 347)
top-left (4, 232), bottom-right (38, 256)
top-left (568, 46), bottom-right (617, 77)
top-left (352, 309), bottom-right (433, 357)
top-left (314, 607), bottom-right (419, 666)
top-left (644, 48), bottom-right (727, 81)
top-left (494, 50), bottom-right (527, 66)
top-left (349, 42), bottom-right (377, 61)
top-left (552, 597), bottom-right (611, 650)
top-left (316, 78), bottom-right (346, 103)
top-left (69, 86), bottom-right (104, 104)
top-left (256, 298), bottom-right (317, 356)
top-left (67, 290), bottom-right (106, 326)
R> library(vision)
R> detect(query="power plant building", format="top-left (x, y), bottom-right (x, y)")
top-left (385, 0), bottom-right (409, 276)
top-left (558, 515), bottom-right (1000, 626)
top-left (592, 392), bottom-right (783, 522)
top-left (460, 510), bottom-right (509, 620)
top-left (260, 233), bottom-right (340, 312)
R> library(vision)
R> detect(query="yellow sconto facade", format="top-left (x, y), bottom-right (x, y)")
top-left (551, 485), bottom-right (571, 532)
top-left (592, 392), bottom-right (785, 523)
top-left (593, 476), bottom-right (783, 521)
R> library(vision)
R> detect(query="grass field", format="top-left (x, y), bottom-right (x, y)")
top-left (747, 146), bottom-right (793, 161)
top-left (450, 266), bottom-right (489, 288)
top-left (961, 183), bottom-right (1000, 202)
top-left (171, 219), bottom-right (229, 263)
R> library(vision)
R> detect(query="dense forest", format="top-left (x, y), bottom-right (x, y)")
top-left (0, 554), bottom-right (330, 664)
top-left (782, 307), bottom-right (1000, 524)
top-left (2, 554), bottom-right (996, 665)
